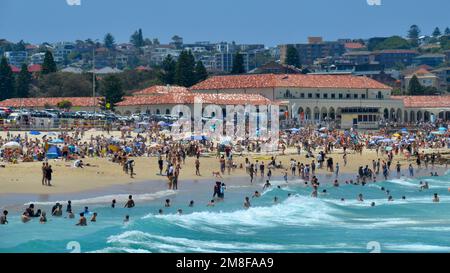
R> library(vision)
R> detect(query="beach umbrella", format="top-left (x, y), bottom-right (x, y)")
top-left (124, 147), bottom-right (132, 153)
top-left (29, 131), bottom-right (41, 135)
top-left (49, 139), bottom-right (64, 144)
top-left (320, 133), bottom-right (328, 138)
top-left (319, 127), bottom-right (327, 132)
top-left (431, 131), bottom-right (444, 135)
top-left (2, 141), bottom-right (21, 149)
top-left (289, 128), bottom-right (300, 132)
top-left (438, 127), bottom-right (447, 131)
top-left (381, 139), bottom-right (393, 143)
top-left (393, 133), bottom-right (401, 138)
top-left (385, 146), bottom-right (393, 151)
top-left (401, 128), bottom-right (408, 132)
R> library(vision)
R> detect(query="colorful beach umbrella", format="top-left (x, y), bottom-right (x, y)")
top-left (2, 141), bottom-right (21, 149)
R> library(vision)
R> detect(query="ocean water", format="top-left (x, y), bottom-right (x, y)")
top-left (1, 171), bottom-right (450, 253)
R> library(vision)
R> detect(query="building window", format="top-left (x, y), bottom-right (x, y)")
top-left (323, 93), bottom-right (328, 99)
top-left (361, 94), bottom-right (366, 99)
top-left (354, 94), bottom-right (358, 99)
top-left (156, 109), bottom-right (160, 114)
top-left (308, 93), bottom-right (312, 98)
top-left (331, 93), bottom-right (335, 99)
top-left (166, 109), bottom-right (171, 115)
top-left (300, 93), bottom-right (305, 98)
top-left (316, 93), bottom-right (320, 99)
top-left (339, 94), bottom-right (343, 99)
top-left (346, 94), bottom-right (351, 99)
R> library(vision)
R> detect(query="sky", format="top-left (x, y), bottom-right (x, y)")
top-left (0, 0), bottom-right (449, 46)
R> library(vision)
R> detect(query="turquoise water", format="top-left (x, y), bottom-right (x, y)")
top-left (1, 171), bottom-right (450, 253)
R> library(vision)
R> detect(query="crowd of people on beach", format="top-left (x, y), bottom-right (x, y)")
top-left (1, 120), bottom-right (450, 227)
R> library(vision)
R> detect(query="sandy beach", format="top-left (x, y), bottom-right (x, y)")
top-left (2, 129), bottom-right (442, 195)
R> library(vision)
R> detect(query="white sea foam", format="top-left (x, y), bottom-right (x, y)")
top-left (24, 190), bottom-right (176, 206)
top-left (383, 243), bottom-right (450, 252)
top-left (142, 195), bottom-right (342, 230)
top-left (106, 230), bottom-right (360, 253)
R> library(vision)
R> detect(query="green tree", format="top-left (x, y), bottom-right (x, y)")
top-left (16, 63), bottom-right (31, 98)
top-left (195, 61), bottom-right (208, 83)
top-left (285, 46), bottom-right (300, 68)
top-left (56, 100), bottom-right (73, 111)
top-left (374, 36), bottom-right (412, 50)
top-left (158, 54), bottom-right (176, 85)
top-left (408, 75), bottom-right (423, 95)
top-left (104, 33), bottom-right (116, 49)
top-left (407, 25), bottom-right (420, 47)
top-left (432, 27), bottom-right (442, 37)
top-left (0, 56), bottom-right (14, 100)
top-left (130, 29), bottom-right (144, 48)
top-left (445, 27), bottom-right (450, 36)
top-left (231, 52), bottom-right (245, 74)
top-left (41, 51), bottom-right (57, 75)
top-left (175, 50), bottom-right (196, 87)
top-left (100, 75), bottom-right (124, 110)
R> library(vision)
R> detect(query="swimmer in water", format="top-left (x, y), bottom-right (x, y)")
top-left (21, 212), bottom-right (31, 223)
top-left (263, 180), bottom-right (271, 190)
top-left (252, 191), bottom-right (261, 198)
top-left (402, 196), bottom-right (406, 200)
top-left (288, 193), bottom-right (292, 197)
top-left (388, 196), bottom-right (394, 202)
top-left (341, 198), bottom-right (345, 202)
top-left (371, 202), bottom-right (376, 207)
top-left (124, 195), bottom-right (135, 208)
top-left (165, 199), bottom-right (171, 207)
top-left (243, 197), bottom-right (251, 209)
top-left (207, 200), bottom-right (215, 207)
top-left (189, 200), bottom-right (194, 207)
top-left (158, 209), bottom-right (163, 214)
top-left (311, 190), bottom-right (318, 198)
top-left (124, 215), bottom-right (129, 223)
top-left (433, 193), bottom-right (440, 203)
top-left (274, 196), bottom-right (278, 203)
top-left (333, 180), bottom-right (339, 187)
top-left (177, 209), bottom-right (183, 215)
top-left (321, 189), bottom-right (328, 195)
top-left (76, 213), bottom-right (87, 226)
top-left (111, 199), bottom-right (116, 208)
top-left (68, 211), bottom-right (75, 219)
top-left (381, 187), bottom-right (385, 191)
top-left (357, 194), bottom-right (364, 202)
top-left (90, 212), bottom-right (97, 222)
top-left (39, 212), bottom-right (47, 224)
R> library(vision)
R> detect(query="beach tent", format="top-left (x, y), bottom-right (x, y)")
top-left (46, 145), bottom-right (61, 159)
top-left (29, 131), bottom-right (41, 135)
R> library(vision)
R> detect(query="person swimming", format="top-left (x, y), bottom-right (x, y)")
top-left (124, 215), bottom-right (130, 223)
top-left (274, 196), bottom-right (278, 203)
top-left (333, 180), bottom-right (339, 187)
top-left (165, 199), bottom-right (171, 207)
top-left (76, 213), bottom-right (87, 226)
top-left (420, 182), bottom-right (429, 190)
top-left (371, 202), bottom-right (376, 207)
top-left (90, 212), bottom-right (97, 222)
top-left (189, 200), bottom-right (194, 207)
top-left (40, 212), bottom-right (47, 223)
top-left (433, 193), bottom-right (440, 203)
top-left (263, 180), bottom-right (271, 190)
top-left (388, 196), bottom-right (394, 202)
top-left (207, 200), bottom-right (215, 207)
top-left (357, 194), bottom-right (364, 202)
top-left (243, 197), bottom-right (251, 209)
top-left (21, 212), bottom-right (31, 223)
top-left (124, 195), bottom-right (135, 208)
top-left (111, 199), bottom-right (116, 208)
top-left (252, 191), bottom-right (261, 198)
top-left (158, 209), bottom-right (163, 214)
top-left (177, 209), bottom-right (183, 215)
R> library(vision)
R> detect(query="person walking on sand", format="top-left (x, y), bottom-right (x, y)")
top-left (46, 165), bottom-right (53, 186)
top-left (195, 157), bottom-right (201, 176)
top-left (41, 163), bottom-right (47, 186)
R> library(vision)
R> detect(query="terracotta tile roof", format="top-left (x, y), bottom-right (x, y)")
top-left (28, 64), bottom-right (42, 73)
top-left (133, 85), bottom-right (190, 96)
top-left (0, 97), bottom-right (100, 108)
top-left (191, 74), bottom-right (391, 90)
top-left (392, 96), bottom-right (450, 108)
top-left (344, 42), bottom-right (365, 49)
top-left (10, 65), bottom-right (20, 73)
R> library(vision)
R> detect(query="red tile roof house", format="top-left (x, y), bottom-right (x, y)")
top-left (0, 86), bottom-right (273, 117)
top-left (392, 96), bottom-right (450, 122)
top-left (190, 74), bottom-right (404, 123)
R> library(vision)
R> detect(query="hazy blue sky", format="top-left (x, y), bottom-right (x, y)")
top-left (1, 0), bottom-right (449, 46)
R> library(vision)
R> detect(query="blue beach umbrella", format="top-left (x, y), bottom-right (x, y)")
top-left (29, 131), bottom-right (41, 135)
top-left (49, 139), bottom-right (64, 144)
top-left (438, 127), bottom-right (447, 131)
